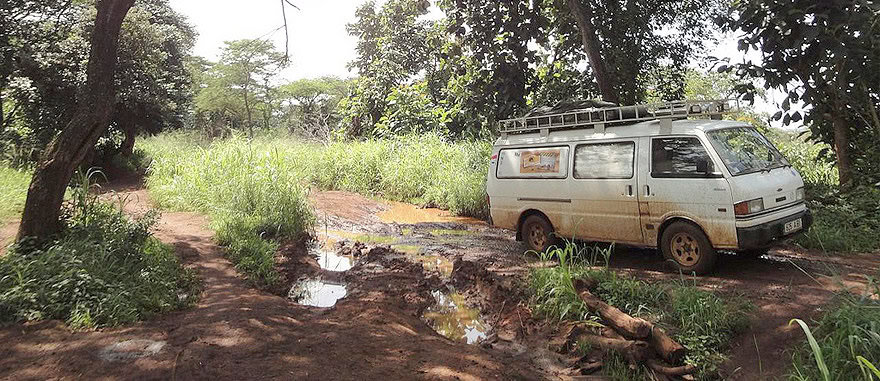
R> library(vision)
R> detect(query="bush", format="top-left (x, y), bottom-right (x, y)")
top-left (0, 166), bottom-right (30, 221)
top-left (0, 175), bottom-right (197, 329)
top-left (769, 130), bottom-right (880, 253)
top-left (529, 241), bottom-right (749, 380)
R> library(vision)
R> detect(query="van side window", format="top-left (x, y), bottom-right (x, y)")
top-left (651, 137), bottom-right (716, 178)
top-left (573, 142), bottom-right (634, 179)
top-left (496, 146), bottom-right (569, 179)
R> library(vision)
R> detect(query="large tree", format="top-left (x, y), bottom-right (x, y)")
top-left (213, 39), bottom-right (287, 137)
top-left (725, 0), bottom-right (880, 187)
top-left (17, 0), bottom-right (135, 241)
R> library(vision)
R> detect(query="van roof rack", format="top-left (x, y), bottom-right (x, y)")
top-left (498, 99), bottom-right (740, 135)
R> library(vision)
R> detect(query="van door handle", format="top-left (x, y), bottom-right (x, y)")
top-left (625, 185), bottom-right (633, 196)
top-left (644, 185), bottom-right (651, 197)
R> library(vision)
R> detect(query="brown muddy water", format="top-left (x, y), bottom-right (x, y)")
top-left (422, 290), bottom-right (489, 345)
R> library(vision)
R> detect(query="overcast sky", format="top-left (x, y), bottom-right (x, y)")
top-left (168, 0), bottom-right (788, 121)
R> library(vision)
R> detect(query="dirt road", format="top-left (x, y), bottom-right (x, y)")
top-left (1, 185), bottom-right (877, 380)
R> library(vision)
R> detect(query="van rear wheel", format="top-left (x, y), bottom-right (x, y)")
top-left (661, 222), bottom-right (717, 275)
top-left (522, 215), bottom-right (555, 253)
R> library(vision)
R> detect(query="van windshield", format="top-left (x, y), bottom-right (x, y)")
top-left (706, 127), bottom-right (789, 176)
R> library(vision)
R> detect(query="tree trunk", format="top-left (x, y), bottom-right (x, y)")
top-left (16, 0), bottom-right (135, 242)
top-left (833, 110), bottom-right (852, 187)
top-left (120, 121), bottom-right (137, 156)
top-left (565, 0), bottom-right (618, 104)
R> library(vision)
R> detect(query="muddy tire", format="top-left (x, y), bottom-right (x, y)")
top-left (522, 215), bottom-right (555, 253)
top-left (661, 222), bottom-right (717, 275)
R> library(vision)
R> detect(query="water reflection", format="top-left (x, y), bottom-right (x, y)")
top-left (289, 278), bottom-right (347, 307)
top-left (423, 290), bottom-right (488, 344)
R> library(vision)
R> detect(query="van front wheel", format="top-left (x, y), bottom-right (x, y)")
top-left (661, 222), bottom-right (717, 275)
top-left (522, 215), bottom-right (554, 253)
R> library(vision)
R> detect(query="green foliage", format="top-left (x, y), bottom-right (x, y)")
top-left (725, 0), bottom-right (880, 186)
top-left (279, 76), bottom-right (349, 139)
top-left (0, 166), bottom-right (30, 221)
top-left (529, 241), bottom-right (749, 379)
top-left (1, 0), bottom-right (194, 167)
top-left (142, 134), bottom-right (314, 287)
top-left (789, 288), bottom-right (880, 381)
top-left (193, 39), bottom-right (287, 137)
top-left (769, 129), bottom-right (880, 253)
top-left (0, 173), bottom-right (197, 329)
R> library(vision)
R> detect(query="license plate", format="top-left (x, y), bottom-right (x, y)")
top-left (784, 218), bottom-right (803, 234)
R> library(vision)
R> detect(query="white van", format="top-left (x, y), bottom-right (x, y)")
top-left (486, 100), bottom-right (812, 274)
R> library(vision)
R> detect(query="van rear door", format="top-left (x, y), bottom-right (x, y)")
top-left (637, 136), bottom-right (737, 248)
top-left (568, 140), bottom-right (643, 244)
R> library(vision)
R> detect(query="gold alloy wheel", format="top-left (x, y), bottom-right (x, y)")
top-left (528, 223), bottom-right (547, 251)
top-left (670, 231), bottom-right (700, 266)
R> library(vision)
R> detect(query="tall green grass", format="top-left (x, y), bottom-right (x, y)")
top-left (142, 134), bottom-right (315, 287)
top-left (0, 166), bottom-right (30, 222)
top-left (139, 131), bottom-right (490, 286)
top-left (0, 171), bottom-right (197, 329)
top-left (529, 241), bottom-right (750, 380)
top-left (788, 287), bottom-right (880, 380)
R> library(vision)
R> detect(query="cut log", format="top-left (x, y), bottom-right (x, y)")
top-left (648, 325), bottom-right (687, 365)
top-left (576, 334), bottom-right (652, 363)
top-left (646, 359), bottom-right (697, 376)
top-left (572, 279), bottom-right (652, 339)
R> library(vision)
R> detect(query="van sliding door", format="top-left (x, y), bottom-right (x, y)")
top-left (568, 140), bottom-right (643, 244)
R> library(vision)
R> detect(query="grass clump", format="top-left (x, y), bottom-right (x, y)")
top-left (143, 135), bottom-right (315, 288)
top-left (0, 166), bottom-right (30, 222)
top-left (788, 284), bottom-right (880, 381)
top-left (0, 173), bottom-right (197, 329)
top-left (529, 241), bottom-right (749, 380)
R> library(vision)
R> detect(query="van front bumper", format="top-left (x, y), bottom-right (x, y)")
top-left (736, 209), bottom-right (813, 249)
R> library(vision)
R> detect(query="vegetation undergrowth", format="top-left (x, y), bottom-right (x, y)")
top-left (0, 171), bottom-right (197, 329)
top-left (142, 134), bottom-right (314, 288)
top-left (770, 130), bottom-right (880, 253)
top-left (528, 241), bottom-right (750, 380)
top-left (0, 166), bottom-right (31, 222)
top-left (788, 279), bottom-right (880, 381)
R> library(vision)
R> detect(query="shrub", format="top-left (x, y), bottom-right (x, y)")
top-left (0, 174), bottom-right (197, 329)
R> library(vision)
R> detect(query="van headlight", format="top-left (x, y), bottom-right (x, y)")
top-left (795, 187), bottom-right (805, 201)
top-left (734, 198), bottom-right (764, 215)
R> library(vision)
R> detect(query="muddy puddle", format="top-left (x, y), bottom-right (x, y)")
top-left (409, 254), bottom-right (454, 277)
top-left (289, 278), bottom-right (347, 307)
top-left (422, 290), bottom-right (489, 344)
top-left (314, 247), bottom-right (353, 272)
top-left (378, 201), bottom-right (485, 225)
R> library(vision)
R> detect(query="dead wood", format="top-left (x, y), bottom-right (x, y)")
top-left (573, 279), bottom-right (652, 339)
top-left (576, 334), bottom-right (652, 363)
top-left (646, 359), bottom-right (697, 376)
top-left (648, 325), bottom-right (687, 365)
top-left (572, 278), bottom-right (688, 365)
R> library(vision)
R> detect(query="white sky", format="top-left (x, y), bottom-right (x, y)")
top-left (169, 0), bottom-right (792, 126)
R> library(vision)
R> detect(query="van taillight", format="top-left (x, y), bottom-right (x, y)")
top-left (486, 194), bottom-right (490, 208)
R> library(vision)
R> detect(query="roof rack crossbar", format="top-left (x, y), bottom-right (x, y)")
top-left (499, 99), bottom-right (740, 134)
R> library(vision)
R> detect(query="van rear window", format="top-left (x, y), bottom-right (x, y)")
top-left (496, 146), bottom-right (569, 179)
top-left (573, 142), bottom-right (634, 179)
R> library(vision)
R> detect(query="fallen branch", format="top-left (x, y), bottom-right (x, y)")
top-left (576, 334), bottom-right (652, 363)
top-left (646, 359), bottom-right (697, 376)
top-left (572, 278), bottom-right (689, 365)
top-left (573, 279), bottom-right (652, 339)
